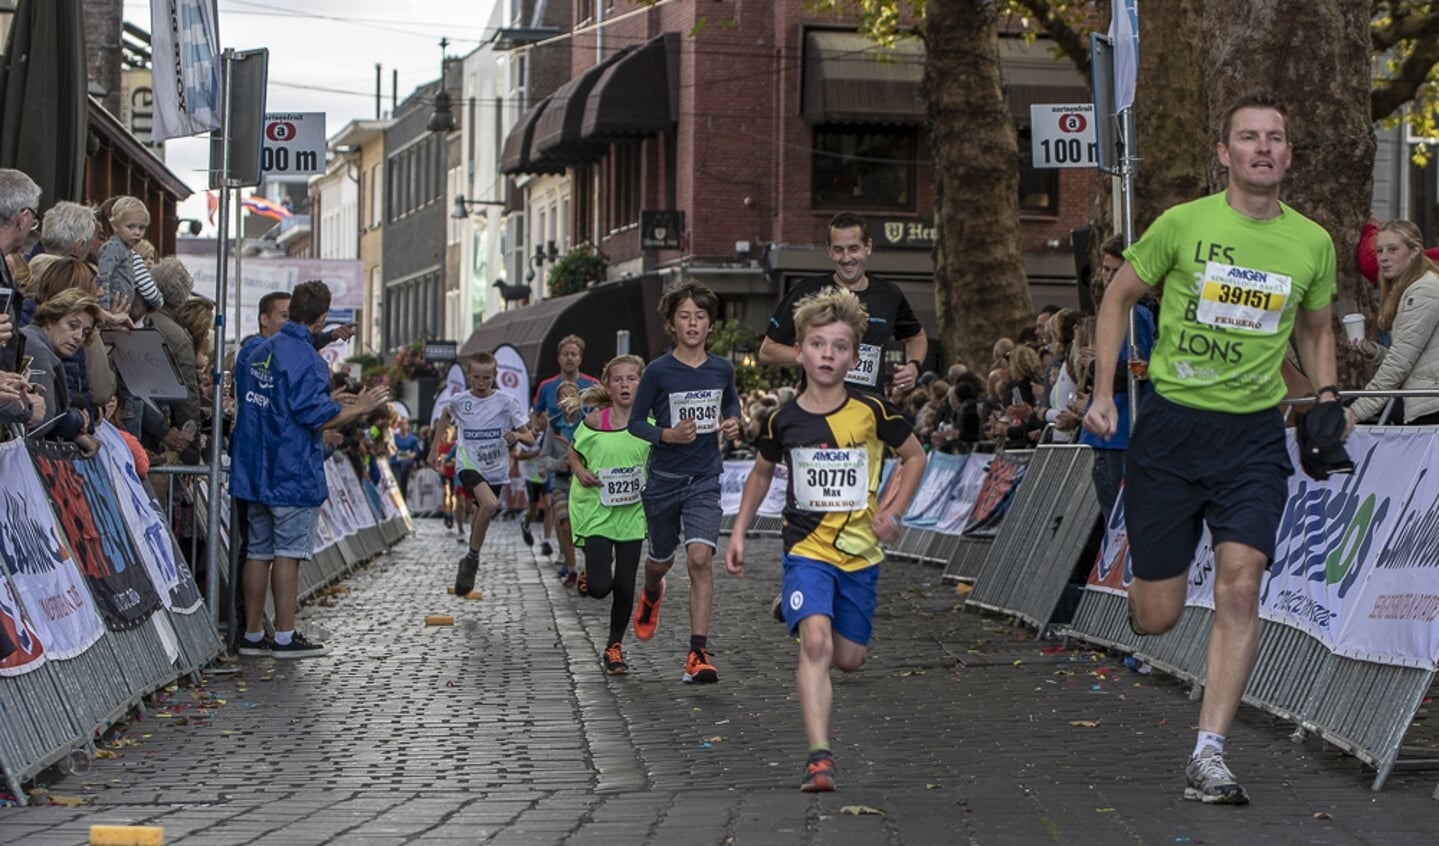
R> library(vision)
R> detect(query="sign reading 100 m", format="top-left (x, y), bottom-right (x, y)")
top-left (262, 113), bottom-right (327, 175)
top-left (1029, 104), bottom-right (1099, 169)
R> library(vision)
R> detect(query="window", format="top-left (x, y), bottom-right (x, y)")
top-left (812, 126), bottom-right (914, 210)
top-left (609, 140), bottom-right (641, 232)
top-left (383, 271), bottom-right (445, 352)
top-left (1016, 126), bottom-right (1058, 214)
top-left (370, 163), bottom-right (383, 227)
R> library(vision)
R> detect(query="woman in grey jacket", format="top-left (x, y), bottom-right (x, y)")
top-left (1348, 219), bottom-right (1439, 425)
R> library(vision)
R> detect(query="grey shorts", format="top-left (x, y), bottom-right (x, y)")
top-left (641, 469), bottom-right (721, 562)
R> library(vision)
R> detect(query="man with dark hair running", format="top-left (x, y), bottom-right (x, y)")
top-left (1084, 92), bottom-right (1349, 804)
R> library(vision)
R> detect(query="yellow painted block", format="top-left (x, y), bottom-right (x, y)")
top-left (89, 825), bottom-right (164, 846)
top-left (464, 590), bottom-right (483, 600)
top-left (445, 586), bottom-right (455, 594)
top-left (425, 614), bottom-right (455, 626)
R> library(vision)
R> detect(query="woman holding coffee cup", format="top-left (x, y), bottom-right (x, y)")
top-left (1347, 220), bottom-right (1439, 426)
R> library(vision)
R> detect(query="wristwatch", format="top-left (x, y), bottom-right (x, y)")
top-left (907, 359), bottom-right (923, 374)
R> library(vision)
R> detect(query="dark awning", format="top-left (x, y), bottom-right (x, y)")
top-left (801, 30), bottom-right (923, 125)
top-left (998, 37), bottom-right (1091, 123)
top-left (458, 274), bottom-right (665, 383)
top-left (499, 97), bottom-right (565, 175)
top-left (581, 33), bottom-right (679, 141)
top-left (531, 51), bottom-right (629, 164)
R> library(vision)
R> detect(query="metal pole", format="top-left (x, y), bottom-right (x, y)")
top-left (1119, 107), bottom-right (1141, 436)
top-left (232, 186), bottom-right (244, 345)
top-left (205, 49), bottom-right (236, 633)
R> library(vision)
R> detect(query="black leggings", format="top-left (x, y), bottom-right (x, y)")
top-left (583, 537), bottom-right (642, 645)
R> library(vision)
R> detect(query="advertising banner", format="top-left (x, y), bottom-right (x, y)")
top-left (148, 0), bottom-right (222, 142)
top-left (0, 442), bottom-right (104, 662)
top-left (961, 450), bottom-right (1031, 539)
top-left (935, 453), bottom-right (994, 534)
top-left (0, 574), bottom-right (47, 676)
top-left (902, 452), bottom-right (967, 528)
top-left (94, 423), bottom-right (182, 608)
top-left (31, 445), bottom-right (162, 630)
top-left (719, 461), bottom-right (752, 516)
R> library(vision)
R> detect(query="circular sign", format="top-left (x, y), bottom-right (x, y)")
top-left (265, 121), bottom-right (297, 142)
top-left (499, 371), bottom-right (520, 389)
top-left (1057, 113), bottom-right (1087, 134)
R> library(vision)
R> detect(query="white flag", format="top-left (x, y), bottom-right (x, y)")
top-left (1108, 0), bottom-right (1139, 113)
top-left (149, 0), bottom-right (223, 143)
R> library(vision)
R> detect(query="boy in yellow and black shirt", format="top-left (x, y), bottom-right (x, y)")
top-left (724, 287), bottom-right (926, 793)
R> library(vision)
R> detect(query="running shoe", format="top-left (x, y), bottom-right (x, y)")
top-left (521, 518), bottom-right (534, 547)
top-left (563, 570), bottom-right (578, 589)
top-left (1184, 748), bottom-right (1249, 805)
top-left (771, 592), bottom-right (785, 623)
top-left (800, 754), bottom-right (837, 792)
top-left (603, 642), bottom-right (628, 675)
top-left (682, 648), bottom-right (719, 684)
top-left (633, 578), bottom-right (666, 641)
top-left (576, 570), bottom-right (588, 596)
top-left (237, 636), bottom-right (273, 657)
top-left (443, 513), bottom-right (454, 529)
top-left (540, 541), bottom-right (554, 557)
top-left (271, 632), bottom-right (328, 660)
top-left (455, 555), bottom-right (479, 597)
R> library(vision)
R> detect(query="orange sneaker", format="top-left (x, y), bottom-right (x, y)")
top-left (633, 578), bottom-right (665, 641)
top-left (682, 648), bottom-right (719, 684)
top-left (603, 642), bottom-right (628, 675)
top-left (800, 755), bottom-right (836, 792)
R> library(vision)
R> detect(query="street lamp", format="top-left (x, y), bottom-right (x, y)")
top-left (427, 38), bottom-right (455, 133)
top-left (450, 195), bottom-right (506, 219)
top-left (730, 345), bottom-right (755, 369)
top-left (526, 240), bottom-right (560, 282)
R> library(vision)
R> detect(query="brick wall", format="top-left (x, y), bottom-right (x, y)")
top-left (84, 0), bottom-right (123, 116)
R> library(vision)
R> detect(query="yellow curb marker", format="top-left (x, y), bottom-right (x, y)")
top-left (425, 615), bottom-right (455, 626)
top-left (89, 825), bottom-right (164, 846)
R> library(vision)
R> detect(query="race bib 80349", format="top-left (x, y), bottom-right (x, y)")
top-left (669, 389), bottom-right (722, 433)
top-left (791, 448), bottom-right (868, 512)
top-left (1196, 261), bottom-right (1291, 334)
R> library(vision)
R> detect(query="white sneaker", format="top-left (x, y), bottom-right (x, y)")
top-left (1184, 748), bottom-right (1249, 804)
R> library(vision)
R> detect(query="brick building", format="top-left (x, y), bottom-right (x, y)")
top-left (486, 0), bottom-right (1093, 372)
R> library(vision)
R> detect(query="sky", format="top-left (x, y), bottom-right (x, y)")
top-left (121, 0), bottom-right (500, 232)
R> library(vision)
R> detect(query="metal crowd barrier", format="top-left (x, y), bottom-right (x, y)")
top-left (964, 445), bottom-right (1100, 634)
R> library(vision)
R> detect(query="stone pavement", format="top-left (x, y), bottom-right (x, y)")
top-left (2, 518), bottom-right (1438, 845)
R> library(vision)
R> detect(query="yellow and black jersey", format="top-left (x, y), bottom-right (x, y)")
top-left (756, 389), bottom-right (913, 571)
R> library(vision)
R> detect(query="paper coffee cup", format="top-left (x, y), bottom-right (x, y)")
top-left (1342, 313), bottom-right (1365, 342)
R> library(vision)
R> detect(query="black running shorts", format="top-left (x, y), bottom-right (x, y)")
top-left (1122, 393), bottom-right (1292, 582)
top-left (457, 469), bottom-right (502, 501)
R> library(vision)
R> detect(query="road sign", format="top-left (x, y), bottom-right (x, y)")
top-left (262, 112), bottom-right (326, 175)
top-left (1030, 104), bottom-right (1099, 169)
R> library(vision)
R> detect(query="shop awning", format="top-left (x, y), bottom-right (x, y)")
top-left (530, 51), bottom-right (628, 164)
top-left (458, 274), bottom-right (665, 381)
top-left (801, 30), bottom-right (924, 125)
top-left (499, 97), bottom-right (564, 175)
top-left (581, 33), bottom-right (679, 141)
top-left (998, 37), bottom-right (1091, 123)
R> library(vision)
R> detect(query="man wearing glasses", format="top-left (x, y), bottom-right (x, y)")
top-left (0, 169), bottom-right (41, 372)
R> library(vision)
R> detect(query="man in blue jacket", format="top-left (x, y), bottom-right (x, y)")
top-left (230, 281), bottom-right (387, 658)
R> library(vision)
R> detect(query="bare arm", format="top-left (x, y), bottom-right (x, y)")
top-left (1083, 262), bottom-right (1150, 438)
top-left (757, 336), bottom-right (796, 368)
top-left (1293, 304), bottom-right (1340, 400)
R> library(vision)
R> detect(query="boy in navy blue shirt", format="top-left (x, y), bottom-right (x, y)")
top-left (627, 282), bottom-right (742, 683)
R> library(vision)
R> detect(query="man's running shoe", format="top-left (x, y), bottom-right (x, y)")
top-left (576, 570), bottom-right (588, 596)
top-left (271, 632), bottom-right (328, 660)
top-left (603, 642), bottom-right (628, 675)
top-left (540, 541), bottom-right (554, 557)
top-left (1184, 748), bottom-right (1249, 805)
top-left (521, 518), bottom-right (534, 547)
top-left (443, 513), bottom-right (454, 529)
top-left (237, 636), bottom-right (273, 657)
top-left (682, 648), bottom-right (719, 684)
top-left (800, 754), bottom-right (836, 792)
top-left (633, 578), bottom-right (666, 641)
top-left (455, 555), bottom-right (479, 596)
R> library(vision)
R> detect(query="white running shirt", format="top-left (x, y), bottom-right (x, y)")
top-left (446, 391), bottom-right (529, 484)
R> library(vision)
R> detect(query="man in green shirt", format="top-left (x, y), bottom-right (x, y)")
top-left (1084, 91), bottom-right (1348, 806)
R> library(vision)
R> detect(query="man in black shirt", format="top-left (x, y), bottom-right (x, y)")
top-left (758, 213), bottom-right (928, 393)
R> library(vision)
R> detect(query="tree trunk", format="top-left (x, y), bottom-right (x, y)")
top-left (923, 0), bottom-right (1032, 373)
top-left (1133, 0), bottom-right (1208, 230)
top-left (1204, 0), bottom-right (1375, 386)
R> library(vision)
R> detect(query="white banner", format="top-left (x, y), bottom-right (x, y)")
top-left (935, 453), bottom-right (993, 534)
top-left (902, 452), bottom-right (966, 528)
top-left (148, 0), bottom-right (222, 143)
top-left (758, 463), bottom-right (789, 517)
top-left (178, 256), bottom-right (363, 341)
top-left (93, 423), bottom-right (182, 608)
top-left (493, 344), bottom-right (530, 413)
top-left (719, 461), bottom-right (752, 516)
top-left (0, 443), bottom-right (105, 662)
